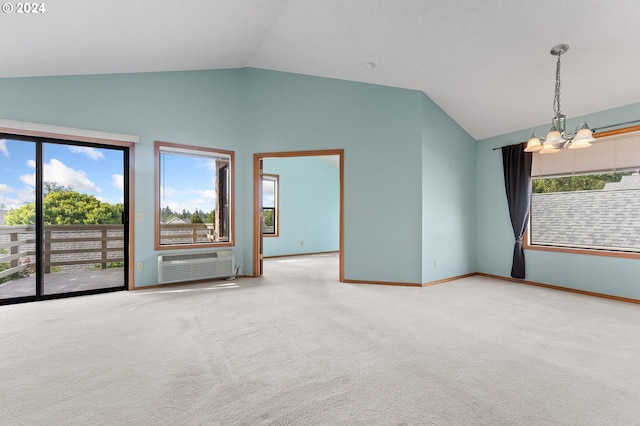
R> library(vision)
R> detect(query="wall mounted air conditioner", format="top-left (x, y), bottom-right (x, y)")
top-left (157, 250), bottom-right (234, 284)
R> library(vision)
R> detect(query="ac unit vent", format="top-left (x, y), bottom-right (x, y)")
top-left (158, 250), bottom-right (234, 284)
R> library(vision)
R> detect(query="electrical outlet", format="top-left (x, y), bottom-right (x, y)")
top-left (434, 258), bottom-right (437, 267)
top-left (137, 262), bottom-right (144, 270)
top-left (300, 240), bottom-right (304, 246)
top-left (137, 212), bottom-right (144, 221)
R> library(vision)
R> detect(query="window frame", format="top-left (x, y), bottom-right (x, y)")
top-left (262, 173), bottom-right (279, 237)
top-left (154, 141), bottom-right (234, 250)
top-left (525, 125), bottom-right (640, 260)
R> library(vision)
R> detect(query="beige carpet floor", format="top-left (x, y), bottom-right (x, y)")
top-left (0, 252), bottom-right (639, 425)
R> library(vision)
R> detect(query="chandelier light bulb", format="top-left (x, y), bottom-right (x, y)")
top-left (524, 136), bottom-right (543, 152)
top-left (539, 143), bottom-right (560, 154)
top-left (568, 128), bottom-right (595, 149)
top-left (544, 130), bottom-right (563, 145)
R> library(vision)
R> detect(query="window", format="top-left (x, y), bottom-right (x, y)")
top-left (155, 141), bottom-right (233, 249)
top-left (262, 174), bottom-right (278, 236)
top-left (527, 127), bottom-right (640, 257)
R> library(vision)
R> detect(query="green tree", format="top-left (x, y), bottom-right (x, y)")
top-left (4, 203), bottom-right (36, 225)
top-left (44, 182), bottom-right (73, 194)
top-left (264, 209), bottom-right (274, 227)
top-left (160, 206), bottom-right (175, 222)
top-left (5, 188), bottom-right (122, 225)
top-left (190, 212), bottom-right (203, 224)
top-left (532, 172), bottom-right (632, 193)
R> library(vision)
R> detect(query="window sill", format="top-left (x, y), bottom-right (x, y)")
top-left (524, 243), bottom-right (640, 260)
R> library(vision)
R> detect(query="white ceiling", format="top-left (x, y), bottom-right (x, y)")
top-left (2, 0), bottom-right (640, 140)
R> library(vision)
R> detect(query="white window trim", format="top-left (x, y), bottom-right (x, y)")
top-left (0, 119), bottom-right (139, 143)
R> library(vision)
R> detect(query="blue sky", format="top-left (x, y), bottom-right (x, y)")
top-left (159, 153), bottom-right (222, 214)
top-left (262, 176), bottom-right (276, 207)
top-left (2, 138), bottom-right (292, 214)
top-left (0, 138), bottom-right (124, 210)
top-left (1, 139), bottom-right (231, 215)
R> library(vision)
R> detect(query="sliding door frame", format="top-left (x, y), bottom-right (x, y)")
top-left (0, 128), bottom-right (135, 305)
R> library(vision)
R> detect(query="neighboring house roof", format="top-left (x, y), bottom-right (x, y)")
top-left (602, 173), bottom-right (640, 190)
top-left (165, 217), bottom-right (189, 224)
top-left (531, 175), bottom-right (640, 251)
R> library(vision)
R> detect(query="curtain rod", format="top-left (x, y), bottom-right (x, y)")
top-left (490, 119), bottom-right (640, 151)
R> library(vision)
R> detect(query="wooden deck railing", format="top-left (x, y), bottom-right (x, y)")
top-left (1, 223), bottom-right (220, 281)
top-left (158, 223), bottom-right (214, 245)
top-left (0, 225), bottom-right (125, 279)
top-left (0, 225), bottom-right (30, 280)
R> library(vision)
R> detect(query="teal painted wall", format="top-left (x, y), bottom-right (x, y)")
top-left (421, 94), bottom-right (477, 283)
top-left (262, 156), bottom-right (339, 257)
top-left (476, 102), bottom-right (640, 299)
top-left (4, 66), bottom-right (634, 295)
top-left (241, 69), bottom-right (426, 283)
top-left (2, 67), bottom-right (478, 286)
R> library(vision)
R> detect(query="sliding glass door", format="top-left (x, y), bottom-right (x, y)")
top-left (0, 138), bottom-right (36, 300)
top-left (0, 135), bottom-right (128, 304)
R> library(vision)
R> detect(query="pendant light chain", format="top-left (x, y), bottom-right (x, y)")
top-left (553, 53), bottom-right (562, 116)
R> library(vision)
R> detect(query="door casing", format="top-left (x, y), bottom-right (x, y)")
top-left (252, 149), bottom-right (344, 279)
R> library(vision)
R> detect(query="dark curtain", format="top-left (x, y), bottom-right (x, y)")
top-left (501, 143), bottom-right (532, 279)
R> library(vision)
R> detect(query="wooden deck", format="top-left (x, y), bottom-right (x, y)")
top-left (0, 267), bottom-right (125, 300)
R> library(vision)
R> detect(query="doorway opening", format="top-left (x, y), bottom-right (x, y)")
top-left (253, 149), bottom-right (344, 280)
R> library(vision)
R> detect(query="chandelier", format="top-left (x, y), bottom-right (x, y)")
top-left (524, 44), bottom-right (595, 154)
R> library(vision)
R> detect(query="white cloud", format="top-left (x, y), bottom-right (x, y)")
top-left (163, 200), bottom-right (183, 212)
top-left (188, 190), bottom-right (217, 210)
top-left (68, 146), bottom-right (105, 160)
top-left (21, 158), bottom-right (101, 193)
top-left (201, 189), bottom-right (217, 201)
top-left (0, 195), bottom-right (22, 210)
top-left (112, 174), bottom-right (124, 191)
top-left (17, 187), bottom-right (34, 202)
top-left (0, 139), bottom-right (9, 157)
top-left (47, 159), bottom-right (101, 192)
top-left (0, 186), bottom-right (33, 210)
top-left (0, 183), bottom-right (13, 194)
top-left (159, 187), bottom-right (219, 213)
top-left (262, 181), bottom-right (275, 197)
top-left (161, 191), bottom-right (216, 213)
top-left (19, 173), bottom-right (35, 187)
top-left (160, 186), bottom-right (177, 200)
top-left (200, 159), bottom-right (217, 171)
top-left (19, 160), bottom-right (36, 186)
top-left (191, 198), bottom-right (207, 207)
top-left (191, 198), bottom-right (215, 209)
top-left (263, 195), bottom-right (275, 206)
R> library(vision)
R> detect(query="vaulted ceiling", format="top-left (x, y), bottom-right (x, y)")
top-left (2, 0), bottom-right (640, 140)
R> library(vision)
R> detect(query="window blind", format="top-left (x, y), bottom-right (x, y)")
top-left (531, 129), bottom-right (640, 177)
top-left (158, 145), bottom-right (229, 162)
